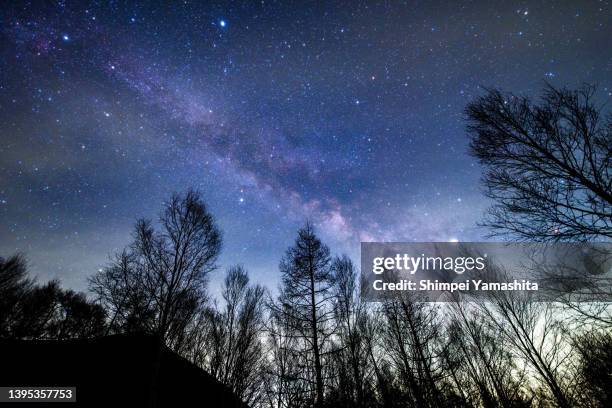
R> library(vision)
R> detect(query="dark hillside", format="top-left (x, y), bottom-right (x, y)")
top-left (0, 334), bottom-right (248, 408)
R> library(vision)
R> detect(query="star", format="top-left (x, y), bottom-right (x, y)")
top-left (1, 0), bottom-right (606, 300)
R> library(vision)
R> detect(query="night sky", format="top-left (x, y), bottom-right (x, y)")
top-left (1, 1), bottom-right (610, 292)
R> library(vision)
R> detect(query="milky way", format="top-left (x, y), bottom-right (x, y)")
top-left (1, 1), bottom-right (610, 291)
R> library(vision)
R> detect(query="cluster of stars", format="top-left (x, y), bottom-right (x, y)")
top-left (0, 1), bottom-right (609, 290)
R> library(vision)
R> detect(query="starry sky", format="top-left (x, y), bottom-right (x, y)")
top-left (1, 1), bottom-right (610, 292)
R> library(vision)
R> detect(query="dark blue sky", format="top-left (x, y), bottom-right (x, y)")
top-left (1, 1), bottom-right (610, 292)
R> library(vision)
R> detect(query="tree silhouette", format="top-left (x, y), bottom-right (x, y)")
top-left (276, 222), bottom-right (335, 407)
top-left (447, 301), bottom-right (531, 408)
top-left (89, 250), bottom-right (156, 334)
top-left (194, 266), bottom-right (267, 406)
top-left (0, 254), bottom-right (32, 337)
top-left (328, 255), bottom-right (376, 408)
top-left (573, 330), bottom-right (612, 407)
top-left (89, 189), bottom-right (222, 348)
top-left (479, 287), bottom-right (573, 408)
top-left (4, 180), bottom-right (610, 407)
top-left (1, 254), bottom-right (106, 340)
top-left (380, 293), bottom-right (443, 408)
top-left (466, 85), bottom-right (611, 241)
top-left (264, 303), bottom-right (310, 408)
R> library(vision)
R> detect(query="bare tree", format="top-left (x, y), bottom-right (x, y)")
top-left (275, 222), bottom-right (335, 407)
top-left (360, 307), bottom-right (400, 408)
top-left (50, 288), bottom-right (107, 339)
top-left (89, 189), bottom-right (222, 348)
top-left (1, 254), bottom-right (106, 340)
top-left (466, 84), bottom-right (611, 241)
top-left (264, 303), bottom-right (310, 408)
top-left (328, 255), bottom-right (376, 408)
top-left (479, 286), bottom-right (575, 408)
top-left (0, 254), bottom-right (33, 338)
top-left (446, 301), bottom-right (531, 408)
top-left (380, 293), bottom-right (444, 408)
top-left (466, 86), bottom-right (611, 404)
top-left (197, 266), bottom-right (267, 406)
top-left (89, 250), bottom-right (156, 334)
top-left (572, 329), bottom-right (612, 407)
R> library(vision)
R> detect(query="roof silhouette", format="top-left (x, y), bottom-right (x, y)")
top-left (0, 333), bottom-right (249, 407)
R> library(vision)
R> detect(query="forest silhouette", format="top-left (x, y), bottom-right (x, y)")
top-left (1, 85), bottom-right (610, 407)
